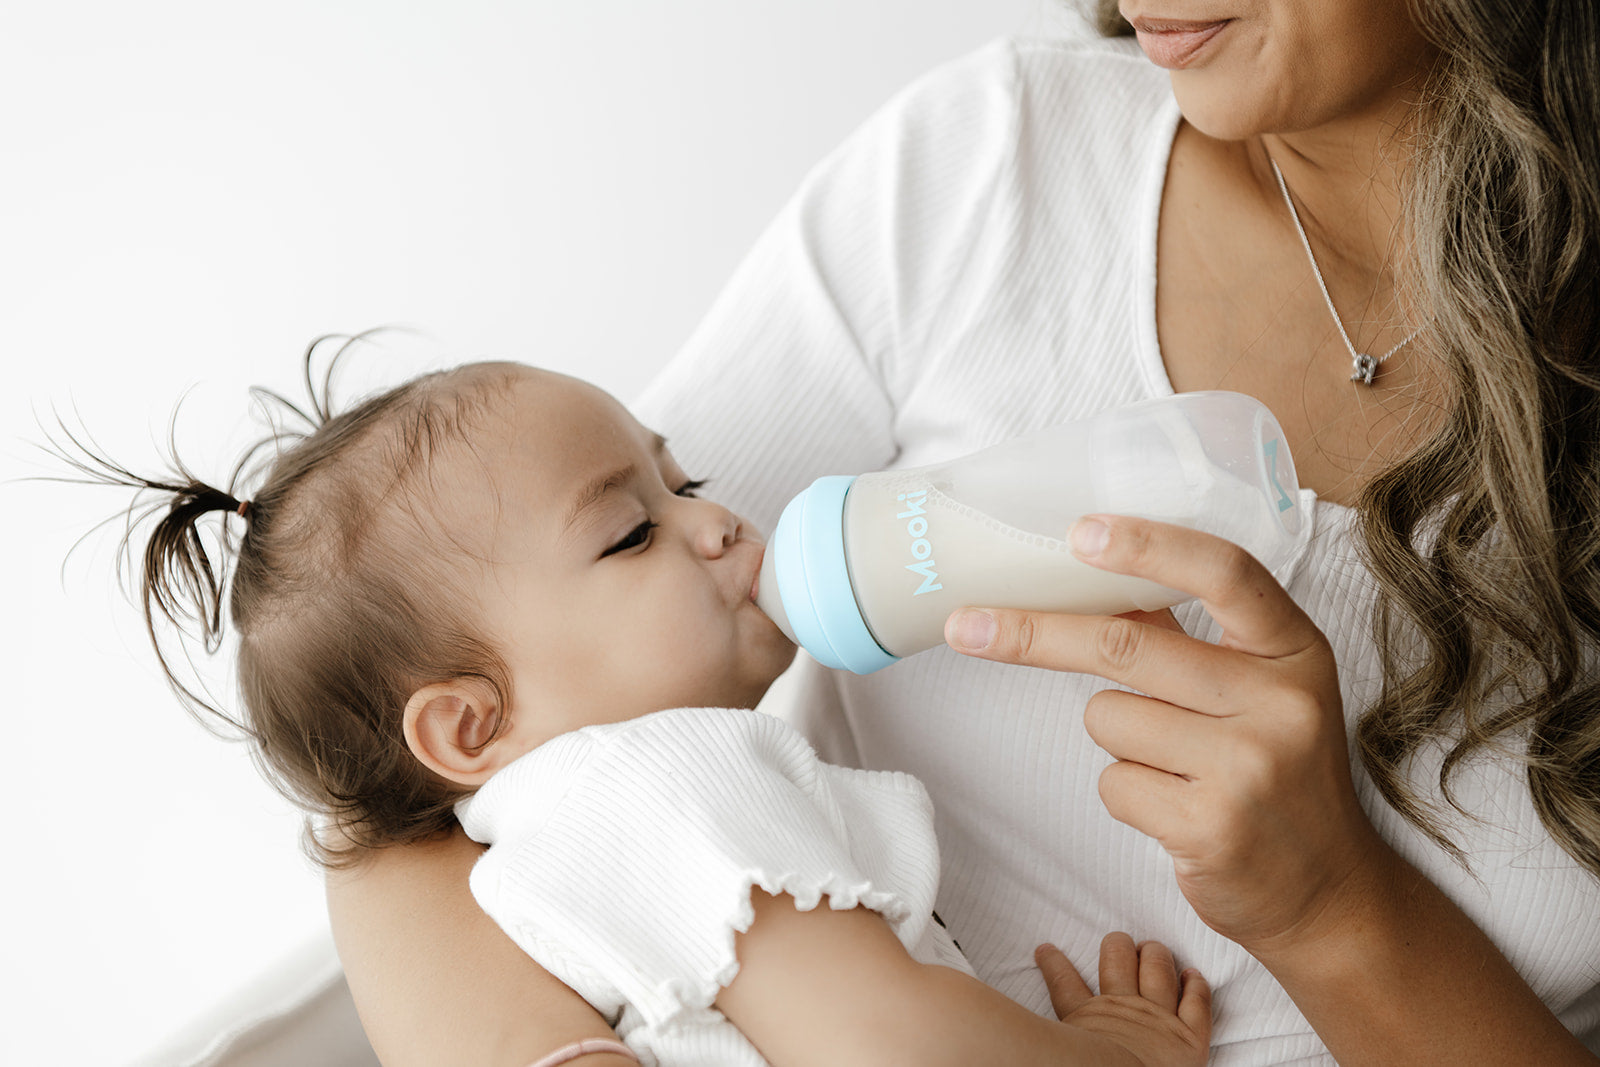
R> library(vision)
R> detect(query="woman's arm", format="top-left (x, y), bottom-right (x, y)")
top-left (1251, 847), bottom-right (1592, 1064)
top-left (946, 514), bottom-right (1597, 1066)
top-left (716, 890), bottom-right (1210, 1067)
top-left (325, 826), bottom-right (634, 1067)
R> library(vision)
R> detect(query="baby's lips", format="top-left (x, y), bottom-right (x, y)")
top-left (735, 517), bottom-right (768, 603)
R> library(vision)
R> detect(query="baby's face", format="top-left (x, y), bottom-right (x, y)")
top-left (445, 367), bottom-right (795, 755)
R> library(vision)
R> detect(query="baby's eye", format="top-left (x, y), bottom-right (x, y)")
top-left (602, 520), bottom-right (658, 558)
top-left (675, 478), bottom-right (707, 498)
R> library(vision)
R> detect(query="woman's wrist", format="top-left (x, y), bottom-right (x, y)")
top-left (1237, 825), bottom-right (1410, 980)
top-left (1242, 840), bottom-right (1592, 1065)
top-left (1221, 808), bottom-right (1401, 964)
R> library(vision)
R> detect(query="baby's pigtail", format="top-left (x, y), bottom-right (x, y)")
top-left (44, 421), bottom-right (255, 736)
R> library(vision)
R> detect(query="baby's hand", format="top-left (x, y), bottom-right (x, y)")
top-left (1038, 933), bottom-right (1211, 1067)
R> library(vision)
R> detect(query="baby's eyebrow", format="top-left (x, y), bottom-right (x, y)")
top-left (563, 465), bottom-right (633, 530)
top-left (561, 433), bottom-right (669, 531)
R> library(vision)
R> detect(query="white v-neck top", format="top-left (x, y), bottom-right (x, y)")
top-left (635, 34), bottom-right (1600, 1062)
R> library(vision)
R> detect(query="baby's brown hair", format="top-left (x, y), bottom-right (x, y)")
top-left (56, 336), bottom-right (522, 865)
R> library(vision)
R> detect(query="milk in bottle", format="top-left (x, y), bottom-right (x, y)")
top-left (754, 391), bottom-right (1303, 674)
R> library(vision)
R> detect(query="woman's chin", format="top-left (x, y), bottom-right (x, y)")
top-left (1170, 82), bottom-right (1281, 144)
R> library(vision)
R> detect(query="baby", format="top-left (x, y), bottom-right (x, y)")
top-left (68, 347), bottom-right (1210, 1066)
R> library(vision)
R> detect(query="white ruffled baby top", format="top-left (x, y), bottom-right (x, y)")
top-left (456, 706), bottom-right (971, 1066)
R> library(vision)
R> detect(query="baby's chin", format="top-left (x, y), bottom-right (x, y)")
top-left (720, 641), bottom-right (800, 712)
top-left (757, 633), bottom-right (800, 686)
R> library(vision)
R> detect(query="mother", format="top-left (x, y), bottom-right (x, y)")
top-left (329, 0), bottom-right (1600, 1062)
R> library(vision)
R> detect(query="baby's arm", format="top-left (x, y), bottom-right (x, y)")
top-left (326, 827), bottom-right (635, 1067)
top-left (718, 890), bottom-right (1210, 1067)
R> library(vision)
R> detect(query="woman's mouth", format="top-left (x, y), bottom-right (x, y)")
top-left (1130, 17), bottom-right (1231, 70)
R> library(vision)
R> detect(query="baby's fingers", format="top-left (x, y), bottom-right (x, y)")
top-left (1035, 943), bottom-right (1093, 1021)
top-left (1098, 931), bottom-right (1140, 996)
top-left (1178, 968), bottom-right (1214, 1044)
top-left (1136, 940), bottom-right (1180, 1012)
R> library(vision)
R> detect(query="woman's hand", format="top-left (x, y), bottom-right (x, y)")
top-left (944, 514), bottom-right (1394, 957)
top-left (946, 514), bottom-right (1600, 1065)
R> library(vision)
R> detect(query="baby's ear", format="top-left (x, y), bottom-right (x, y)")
top-left (403, 678), bottom-right (510, 787)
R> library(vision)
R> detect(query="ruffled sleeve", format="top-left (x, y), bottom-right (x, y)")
top-left (457, 707), bottom-right (944, 1032)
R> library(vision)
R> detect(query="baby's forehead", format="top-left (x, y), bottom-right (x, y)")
top-left (489, 368), bottom-right (650, 450)
top-left (431, 367), bottom-right (657, 509)
top-left (339, 367), bottom-right (666, 583)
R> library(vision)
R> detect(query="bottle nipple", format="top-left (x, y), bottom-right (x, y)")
top-left (754, 547), bottom-right (798, 646)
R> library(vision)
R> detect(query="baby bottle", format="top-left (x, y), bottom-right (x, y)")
top-left (754, 391), bottom-right (1303, 674)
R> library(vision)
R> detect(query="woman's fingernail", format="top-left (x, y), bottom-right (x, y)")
top-left (948, 609), bottom-right (996, 651)
top-left (1071, 518), bottom-right (1110, 558)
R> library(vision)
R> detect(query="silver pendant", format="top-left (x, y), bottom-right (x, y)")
top-left (1350, 353), bottom-right (1379, 385)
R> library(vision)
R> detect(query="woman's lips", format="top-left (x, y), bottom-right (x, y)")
top-left (1130, 17), bottom-right (1231, 70)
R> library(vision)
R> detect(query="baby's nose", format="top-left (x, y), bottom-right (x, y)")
top-left (695, 504), bottom-right (741, 555)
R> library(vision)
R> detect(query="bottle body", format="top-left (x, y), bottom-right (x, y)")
top-left (755, 391), bottom-right (1303, 673)
top-left (837, 471), bottom-right (1164, 657)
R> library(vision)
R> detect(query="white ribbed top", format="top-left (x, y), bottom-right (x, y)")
top-left (458, 706), bottom-right (969, 1066)
top-left (634, 34), bottom-right (1600, 1063)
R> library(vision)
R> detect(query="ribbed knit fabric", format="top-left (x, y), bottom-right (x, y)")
top-left (634, 34), bottom-right (1600, 1064)
top-left (457, 706), bottom-right (970, 1066)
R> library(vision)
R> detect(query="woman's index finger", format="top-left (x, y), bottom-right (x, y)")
top-left (1070, 515), bottom-right (1320, 661)
top-left (948, 600), bottom-right (1255, 715)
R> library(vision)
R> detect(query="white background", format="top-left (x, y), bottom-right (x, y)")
top-left (0, 2), bottom-right (1087, 1062)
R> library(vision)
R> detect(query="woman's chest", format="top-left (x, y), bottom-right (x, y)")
top-left (1153, 128), bottom-right (1445, 507)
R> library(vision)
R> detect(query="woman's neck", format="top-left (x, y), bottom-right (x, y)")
top-left (1247, 101), bottom-right (1421, 289)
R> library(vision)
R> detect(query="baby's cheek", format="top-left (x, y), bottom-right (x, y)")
top-left (652, 628), bottom-right (719, 682)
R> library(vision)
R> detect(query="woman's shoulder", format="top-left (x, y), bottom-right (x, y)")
top-left (882, 32), bottom-right (1173, 133)
top-left (820, 31), bottom-right (1176, 221)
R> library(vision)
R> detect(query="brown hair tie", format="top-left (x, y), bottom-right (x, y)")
top-left (235, 499), bottom-right (252, 519)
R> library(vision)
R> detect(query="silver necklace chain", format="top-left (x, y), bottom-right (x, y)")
top-left (1269, 158), bottom-right (1424, 386)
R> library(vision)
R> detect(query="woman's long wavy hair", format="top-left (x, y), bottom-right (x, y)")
top-left (54, 336), bottom-right (520, 867)
top-left (1096, 0), bottom-right (1600, 877)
